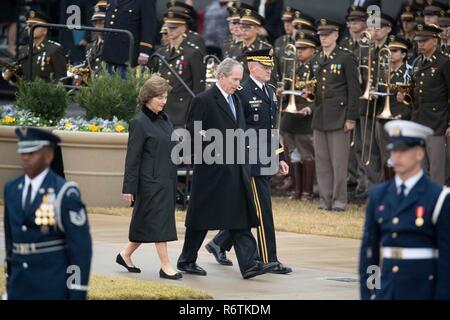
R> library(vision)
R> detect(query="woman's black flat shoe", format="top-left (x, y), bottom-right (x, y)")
top-left (160, 268), bottom-right (183, 280)
top-left (116, 253), bottom-right (141, 273)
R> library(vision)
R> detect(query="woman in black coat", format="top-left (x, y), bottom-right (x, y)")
top-left (116, 75), bottom-right (182, 280)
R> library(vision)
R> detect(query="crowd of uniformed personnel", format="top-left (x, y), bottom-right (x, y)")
top-left (2, 0), bottom-right (450, 301)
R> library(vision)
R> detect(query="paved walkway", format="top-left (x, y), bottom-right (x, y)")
top-left (0, 213), bottom-right (361, 300)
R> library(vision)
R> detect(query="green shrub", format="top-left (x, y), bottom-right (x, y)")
top-left (15, 78), bottom-right (68, 124)
top-left (76, 70), bottom-right (147, 122)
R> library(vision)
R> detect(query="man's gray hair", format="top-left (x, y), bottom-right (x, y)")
top-left (215, 58), bottom-right (243, 79)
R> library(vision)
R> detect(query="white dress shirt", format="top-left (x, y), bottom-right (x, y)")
top-left (395, 170), bottom-right (424, 197)
top-left (22, 168), bottom-right (49, 209)
top-left (216, 83), bottom-right (230, 101)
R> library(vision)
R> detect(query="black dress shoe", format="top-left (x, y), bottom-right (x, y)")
top-left (177, 262), bottom-right (207, 276)
top-left (269, 262), bottom-right (293, 274)
top-left (116, 253), bottom-right (141, 273)
top-left (159, 268), bottom-right (183, 280)
top-left (242, 261), bottom-right (278, 279)
top-left (205, 241), bottom-right (233, 266)
top-left (332, 207), bottom-right (345, 212)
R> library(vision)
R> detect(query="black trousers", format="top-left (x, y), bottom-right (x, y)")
top-left (213, 176), bottom-right (278, 263)
top-left (178, 228), bottom-right (259, 275)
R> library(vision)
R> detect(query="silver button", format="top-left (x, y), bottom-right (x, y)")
top-left (21, 225), bottom-right (27, 232)
top-left (429, 275), bottom-right (434, 281)
top-left (22, 262), bottom-right (28, 269)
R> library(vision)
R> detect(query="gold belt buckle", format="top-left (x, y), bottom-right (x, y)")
top-left (391, 247), bottom-right (403, 259)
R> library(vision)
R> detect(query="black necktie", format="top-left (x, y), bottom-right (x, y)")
top-left (398, 183), bottom-right (406, 203)
top-left (262, 84), bottom-right (269, 98)
top-left (23, 183), bottom-right (33, 212)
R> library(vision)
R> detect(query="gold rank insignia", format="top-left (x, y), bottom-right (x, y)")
top-left (35, 188), bottom-right (56, 233)
top-left (30, 10), bottom-right (35, 18)
top-left (390, 35), bottom-right (395, 42)
top-left (320, 19), bottom-right (327, 25)
top-left (245, 9), bottom-right (252, 16)
top-left (168, 11), bottom-right (174, 18)
top-left (392, 127), bottom-right (401, 136)
top-left (417, 24), bottom-right (424, 31)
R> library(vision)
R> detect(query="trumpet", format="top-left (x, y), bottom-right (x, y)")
top-left (358, 31), bottom-right (373, 100)
top-left (389, 82), bottom-right (413, 106)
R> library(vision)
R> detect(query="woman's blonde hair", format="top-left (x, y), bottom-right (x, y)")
top-left (138, 75), bottom-right (172, 104)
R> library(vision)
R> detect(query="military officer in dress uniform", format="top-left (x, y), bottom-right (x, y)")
top-left (274, 7), bottom-right (295, 60)
top-left (340, 6), bottom-right (367, 52)
top-left (167, 1), bottom-right (206, 56)
top-left (399, 24), bottom-right (450, 185)
top-left (359, 14), bottom-right (396, 193)
top-left (310, 19), bottom-right (361, 211)
top-left (151, 12), bottom-right (205, 128)
top-left (423, 0), bottom-right (447, 26)
top-left (359, 120), bottom-right (450, 300)
top-left (280, 33), bottom-right (319, 201)
top-left (3, 128), bottom-right (92, 300)
top-left (376, 36), bottom-right (413, 180)
top-left (85, 1), bottom-right (107, 76)
top-left (102, 0), bottom-right (157, 76)
top-left (397, 6), bottom-right (419, 64)
top-left (206, 50), bottom-right (292, 274)
top-left (2, 10), bottom-right (67, 84)
top-left (228, 9), bottom-right (275, 83)
top-left (340, 5), bottom-right (368, 198)
top-left (221, 4), bottom-right (245, 60)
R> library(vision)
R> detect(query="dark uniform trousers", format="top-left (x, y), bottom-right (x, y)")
top-left (213, 78), bottom-right (282, 263)
top-left (179, 228), bottom-right (259, 274)
top-left (411, 51), bottom-right (450, 185)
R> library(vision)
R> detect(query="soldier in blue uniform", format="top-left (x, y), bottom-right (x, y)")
top-left (206, 49), bottom-right (292, 274)
top-left (3, 128), bottom-right (92, 300)
top-left (359, 120), bottom-right (450, 300)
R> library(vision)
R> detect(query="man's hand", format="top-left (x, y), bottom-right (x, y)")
top-left (279, 160), bottom-right (289, 176)
top-left (122, 193), bottom-right (134, 205)
top-left (137, 54), bottom-right (149, 65)
top-left (344, 120), bottom-right (355, 132)
top-left (446, 126), bottom-right (450, 137)
top-left (299, 107), bottom-right (312, 116)
top-left (2, 68), bottom-right (14, 81)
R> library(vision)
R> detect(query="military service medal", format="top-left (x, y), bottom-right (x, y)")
top-left (35, 188), bottom-right (56, 233)
top-left (415, 206), bottom-right (425, 227)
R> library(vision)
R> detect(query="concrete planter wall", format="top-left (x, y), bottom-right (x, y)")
top-left (0, 126), bottom-right (22, 197)
top-left (53, 130), bottom-right (129, 208)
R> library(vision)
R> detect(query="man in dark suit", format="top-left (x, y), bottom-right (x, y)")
top-left (207, 49), bottom-right (292, 274)
top-left (177, 58), bottom-right (278, 279)
top-left (102, 0), bottom-right (157, 77)
top-left (252, 0), bottom-right (284, 45)
top-left (3, 128), bottom-right (92, 299)
top-left (359, 120), bottom-right (450, 300)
